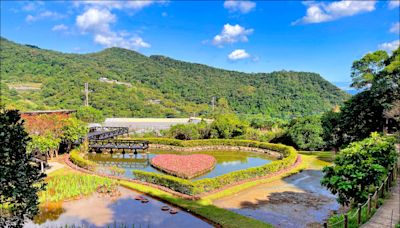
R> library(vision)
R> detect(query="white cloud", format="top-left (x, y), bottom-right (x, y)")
top-left (76, 8), bottom-right (115, 34)
top-left (228, 49), bottom-right (250, 60)
top-left (379, 40), bottom-right (400, 52)
top-left (224, 1), bottom-right (256, 14)
top-left (25, 10), bottom-right (65, 22)
top-left (94, 33), bottom-right (151, 49)
top-left (389, 0), bottom-right (400, 9)
top-left (22, 1), bottom-right (44, 12)
top-left (390, 22), bottom-right (400, 34)
top-left (76, 8), bottom-right (150, 50)
top-left (52, 24), bottom-right (68, 32)
top-left (76, 0), bottom-right (157, 11)
top-left (212, 24), bottom-right (253, 46)
top-left (293, 1), bottom-right (376, 25)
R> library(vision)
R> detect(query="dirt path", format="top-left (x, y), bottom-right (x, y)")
top-left (45, 161), bottom-right (64, 175)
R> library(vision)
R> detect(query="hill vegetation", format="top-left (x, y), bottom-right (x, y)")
top-left (0, 37), bottom-right (349, 118)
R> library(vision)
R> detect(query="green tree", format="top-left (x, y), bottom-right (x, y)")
top-left (61, 117), bottom-right (88, 151)
top-left (287, 116), bottom-right (325, 150)
top-left (167, 124), bottom-right (200, 140)
top-left (321, 133), bottom-right (397, 206)
top-left (351, 50), bottom-right (389, 89)
top-left (75, 106), bottom-right (104, 123)
top-left (27, 134), bottom-right (60, 158)
top-left (321, 109), bottom-right (341, 151)
top-left (0, 109), bottom-right (46, 227)
top-left (210, 114), bottom-right (248, 139)
top-left (325, 48), bottom-right (400, 147)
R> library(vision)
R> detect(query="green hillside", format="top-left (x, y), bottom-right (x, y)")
top-left (0, 37), bottom-right (349, 118)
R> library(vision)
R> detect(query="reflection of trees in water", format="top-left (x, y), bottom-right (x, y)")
top-left (86, 150), bottom-right (274, 169)
top-left (33, 202), bottom-right (65, 224)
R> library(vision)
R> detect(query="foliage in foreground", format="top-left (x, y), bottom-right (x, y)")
top-left (0, 109), bottom-right (46, 227)
top-left (321, 133), bottom-right (397, 206)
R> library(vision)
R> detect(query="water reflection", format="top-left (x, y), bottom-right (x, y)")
top-left (25, 187), bottom-right (212, 228)
top-left (214, 170), bottom-right (340, 228)
top-left (86, 150), bottom-right (275, 179)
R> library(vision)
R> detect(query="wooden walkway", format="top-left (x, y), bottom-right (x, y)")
top-left (362, 177), bottom-right (400, 228)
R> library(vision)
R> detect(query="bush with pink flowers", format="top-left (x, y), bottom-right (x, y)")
top-left (151, 154), bottom-right (216, 179)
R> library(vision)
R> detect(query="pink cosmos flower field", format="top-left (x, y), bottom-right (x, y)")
top-left (150, 154), bottom-right (216, 179)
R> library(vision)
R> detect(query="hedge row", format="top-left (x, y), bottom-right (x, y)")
top-left (69, 149), bottom-right (98, 172)
top-left (132, 139), bottom-right (298, 195)
top-left (129, 138), bottom-right (292, 156)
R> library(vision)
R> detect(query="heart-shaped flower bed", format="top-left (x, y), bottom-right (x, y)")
top-left (151, 154), bottom-right (216, 179)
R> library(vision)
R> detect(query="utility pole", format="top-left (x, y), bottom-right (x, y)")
top-left (211, 96), bottom-right (215, 112)
top-left (84, 82), bottom-right (89, 107)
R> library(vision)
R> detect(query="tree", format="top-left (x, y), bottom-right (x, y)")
top-left (321, 133), bottom-right (397, 206)
top-left (61, 117), bottom-right (88, 151)
top-left (210, 114), bottom-right (248, 139)
top-left (384, 100), bottom-right (400, 123)
top-left (0, 109), bottom-right (46, 227)
top-left (351, 50), bottom-right (388, 89)
top-left (167, 124), bottom-right (200, 140)
top-left (287, 116), bottom-right (325, 150)
top-left (321, 109), bottom-right (341, 151)
top-left (325, 48), bottom-right (400, 147)
top-left (75, 106), bottom-right (104, 123)
top-left (27, 135), bottom-right (60, 159)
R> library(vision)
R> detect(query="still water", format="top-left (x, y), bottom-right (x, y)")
top-left (86, 150), bottom-right (275, 179)
top-left (25, 187), bottom-right (213, 228)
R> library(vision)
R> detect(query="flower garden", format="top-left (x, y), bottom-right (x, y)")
top-left (151, 154), bottom-right (217, 179)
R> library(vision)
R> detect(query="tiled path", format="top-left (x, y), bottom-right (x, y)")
top-left (362, 178), bottom-right (399, 228)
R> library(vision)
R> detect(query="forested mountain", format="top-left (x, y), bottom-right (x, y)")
top-left (0, 37), bottom-right (349, 118)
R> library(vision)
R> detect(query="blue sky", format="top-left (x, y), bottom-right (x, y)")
top-left (1, 1), bottom-right (399, 85)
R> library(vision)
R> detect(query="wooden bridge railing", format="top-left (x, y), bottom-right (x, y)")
top-left (88, 139), bottom-right (149, 151)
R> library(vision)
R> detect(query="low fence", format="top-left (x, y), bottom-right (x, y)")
top-left (325, 164), bottom-right (398, 228)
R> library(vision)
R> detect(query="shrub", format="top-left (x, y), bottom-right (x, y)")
top-left (69, 149), bottom-right (98, 171)
top-left (132, 139), bottom-right (297, 195)
top-left (210, 114), bottom-right (249, 139)
top-left (321, 133), bottom-right (397, 206)
top-left (167, 124), bottom-right (201, 140)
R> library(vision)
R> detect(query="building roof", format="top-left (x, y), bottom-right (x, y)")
top-left (21, 109), bottom-right (76, 115)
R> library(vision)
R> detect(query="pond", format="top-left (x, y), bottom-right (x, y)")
top-left (25, 187), bottom-right (213, 228)
top-left (85, 150), bottom-right (276, 180)
top-left (213, 169), bottom-right (340, 228)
